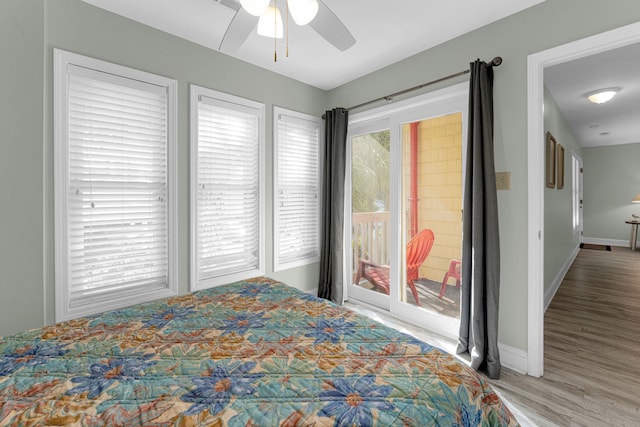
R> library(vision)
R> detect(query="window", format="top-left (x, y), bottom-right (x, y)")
top-left (190, 85), bottom-right (265, 290)
top-left (273, 107), bottom-right (322, 271)
top-left (54, 49), bottom-right (177, 321)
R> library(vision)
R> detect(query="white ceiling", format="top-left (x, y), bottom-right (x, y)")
top-left (545, 42), bottom-right (640, 148)
top-left (81, 0), bottom-right (544, 90)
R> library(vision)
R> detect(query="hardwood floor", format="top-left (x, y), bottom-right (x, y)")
top-left (347, 245), bottom-right (640, 426)
top-left (491, 246), bottom-right (640, 426)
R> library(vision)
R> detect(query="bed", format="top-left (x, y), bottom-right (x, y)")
top-left (0, 277), bottom-right (518, 426)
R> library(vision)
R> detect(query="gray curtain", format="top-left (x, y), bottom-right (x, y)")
top-left (318, 108), bottom-right (348, 304)
top-left (457, 60), bottom-right (501, 379)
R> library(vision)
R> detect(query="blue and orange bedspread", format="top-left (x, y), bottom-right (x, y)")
top-left (0, 277), bottom-right (518, 426)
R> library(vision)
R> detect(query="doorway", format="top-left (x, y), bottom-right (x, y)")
top-left (572, 153), bottom-right (583, 240)
top-left (527, 21), bottom-right (640, 377)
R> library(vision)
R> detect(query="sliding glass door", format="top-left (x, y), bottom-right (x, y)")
top-left (346, 84), bottom-right (467, 337)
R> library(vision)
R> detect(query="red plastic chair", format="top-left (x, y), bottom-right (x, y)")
top-left (355, 229), bottom-right (435, 306)
top-left (439, 259), bottom-right (461, 298)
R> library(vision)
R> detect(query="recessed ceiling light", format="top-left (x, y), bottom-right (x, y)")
top-left (585, 88), bottom-right (621, 104)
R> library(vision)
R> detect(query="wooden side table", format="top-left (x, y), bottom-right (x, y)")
top-left (625, 220), bottom-right (640, 250)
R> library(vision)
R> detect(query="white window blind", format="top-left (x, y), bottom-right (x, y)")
top-left (54, 50), bottom-right (177, 321)
top-left (191, 86), bottom-right (265, 290)
top-left (274, 108), bottom-right (322, 271)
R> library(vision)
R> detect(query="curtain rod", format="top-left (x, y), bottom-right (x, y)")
top-left (324, 56), bottom-right (502, 118)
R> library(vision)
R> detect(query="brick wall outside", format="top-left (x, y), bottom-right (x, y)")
top-left (402, 113), bottom-right (462, 284)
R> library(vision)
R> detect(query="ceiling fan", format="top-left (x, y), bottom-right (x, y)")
top-left (216, 0), bottom-right (356, 55)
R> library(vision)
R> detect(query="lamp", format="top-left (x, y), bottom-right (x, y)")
top-left (288, 0), bottom-right (319, 25)
top-left (632, 194), bottom-right (640, 220)
top-left (585, 88), bottom-right (620, 104)
top-left (240, 0), bottom-right (270, 16)
top-left (244, 0), bottom-right (320, 61)
top-left (257, 6), bottom-right (283, 39)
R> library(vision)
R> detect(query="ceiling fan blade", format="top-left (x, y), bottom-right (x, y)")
top-left (219, 6), bottom-right (258, 53)
top-left (309, 1), bottom-right (356, 51)
top-left (216, 0), bottom-right (240, 11)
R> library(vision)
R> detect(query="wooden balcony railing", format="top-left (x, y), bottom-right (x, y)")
top-left (351, 211), bottom-right (390, 279)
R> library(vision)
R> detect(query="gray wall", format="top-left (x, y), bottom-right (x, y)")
top-left (0, 0), bottom-right (45, 335)
top-left (583, 143), bottom-right (640, 241)
top-left (0, 0), bottom-right (327, 337)
top-left (543, 87), bottom-right (582, 294)
top-left (326, 0), bottom-right (640, 351)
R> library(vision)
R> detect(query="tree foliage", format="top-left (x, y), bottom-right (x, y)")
top-left (351, 131), bottom-right (390, 213)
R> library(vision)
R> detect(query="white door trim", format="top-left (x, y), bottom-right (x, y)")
top-left (527, 21), bottom-right (640, 377)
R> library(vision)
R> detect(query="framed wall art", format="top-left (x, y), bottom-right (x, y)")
top-left (546, 132), bottom-right (556, 188)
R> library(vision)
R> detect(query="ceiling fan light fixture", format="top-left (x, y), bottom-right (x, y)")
top-left (288, 0), bottom-right (319, 25)
top-left (585, 88), bottom-right (620, 104)
top-left (257, 6), bottom-right (284, 39)
top-left (239, 0), bottom-right (270, 16)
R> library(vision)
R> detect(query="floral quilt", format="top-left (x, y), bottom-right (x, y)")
top-left (0, 277), bottom-right (518, 426)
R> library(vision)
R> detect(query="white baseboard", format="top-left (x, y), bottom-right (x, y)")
top-left (582, 237), bottom-right (628, 247)
top-left (544, 244), bottom-right (580, 312)
top-left (499, 343), bottom-right (528, 374)
top-left (306, 287), bottom-right (319, 297)
top-left (348, 300), bottom-right (528, 375)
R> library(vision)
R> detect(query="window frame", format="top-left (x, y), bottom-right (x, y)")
top-left (189, 85), bottom-right (266, 291)
top-left (53, 49), bottom-right (178, 322)
top-left (273, 106), bottom-right (323, 272)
